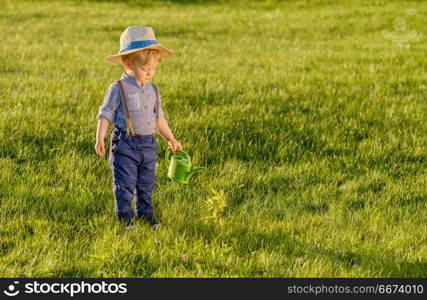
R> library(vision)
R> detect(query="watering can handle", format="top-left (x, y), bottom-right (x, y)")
top-left (176, 150), bottom-right (191, 165)
top-left (165, 147), bottom-right (172, 165)
top-left (165, 148), bottom-right (191, 166)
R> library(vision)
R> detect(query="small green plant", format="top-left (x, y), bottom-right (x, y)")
top-left (201, 189), bottom-right (227, 226)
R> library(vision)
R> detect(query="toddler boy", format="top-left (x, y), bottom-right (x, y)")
top-left (95, 26), bottom-right (182, 229)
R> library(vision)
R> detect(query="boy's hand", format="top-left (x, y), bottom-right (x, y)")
top-left (168, 138), bottom-right (183, 154)
top-left (95, 139), bottom-right (106, 156)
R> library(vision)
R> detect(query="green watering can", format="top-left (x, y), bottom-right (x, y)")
top-left (165, 148), bottom-right (206, 184)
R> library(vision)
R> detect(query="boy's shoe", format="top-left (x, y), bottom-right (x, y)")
top-left (150, 219), bottom-right (161, 230)
top-left (125, 220), bottom-right (135, 230)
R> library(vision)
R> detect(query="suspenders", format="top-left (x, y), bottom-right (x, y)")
top-left (116, 80), bottom-right (135, 137)
top-left (116, 79), bottom-right (160, 137)
top-left (151, 83), bottom-right (160, 137)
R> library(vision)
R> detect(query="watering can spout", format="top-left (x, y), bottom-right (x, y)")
top-left (186, 167), bottom-right (206, 181)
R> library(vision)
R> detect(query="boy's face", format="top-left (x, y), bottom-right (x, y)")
top-left (124, 56), bottom-right (159, 86)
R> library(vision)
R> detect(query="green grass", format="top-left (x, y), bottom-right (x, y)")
top-left (0, 0), bottom-right (426, 277)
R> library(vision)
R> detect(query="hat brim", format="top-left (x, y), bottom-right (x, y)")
top-left (105, 44), bottom-right (174, 64)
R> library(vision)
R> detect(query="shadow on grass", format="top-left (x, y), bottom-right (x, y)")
top-left (0, 129), bottom-right (96, 165)
top-left (304, 242), bottom-right (427, 277)
top-left (85, 0), bottom-right (259, 6)
top-left (49, 264), bottom-right (95, 277)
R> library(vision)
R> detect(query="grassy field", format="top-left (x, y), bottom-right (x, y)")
top-left (0, 0), bottom-right (426, 277)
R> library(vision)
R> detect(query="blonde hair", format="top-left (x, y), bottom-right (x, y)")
top-left (122, 49), bottom-right (162, 67)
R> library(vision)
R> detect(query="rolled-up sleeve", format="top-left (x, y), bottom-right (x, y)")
top-left (97, 82), bottom-right (120, 124)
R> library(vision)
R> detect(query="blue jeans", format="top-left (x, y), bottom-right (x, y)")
top-left (108, 126), bottom-right (159, 223)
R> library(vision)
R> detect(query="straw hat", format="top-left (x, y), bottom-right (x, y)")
top-left (106, 26), bottom-right (174, 64)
